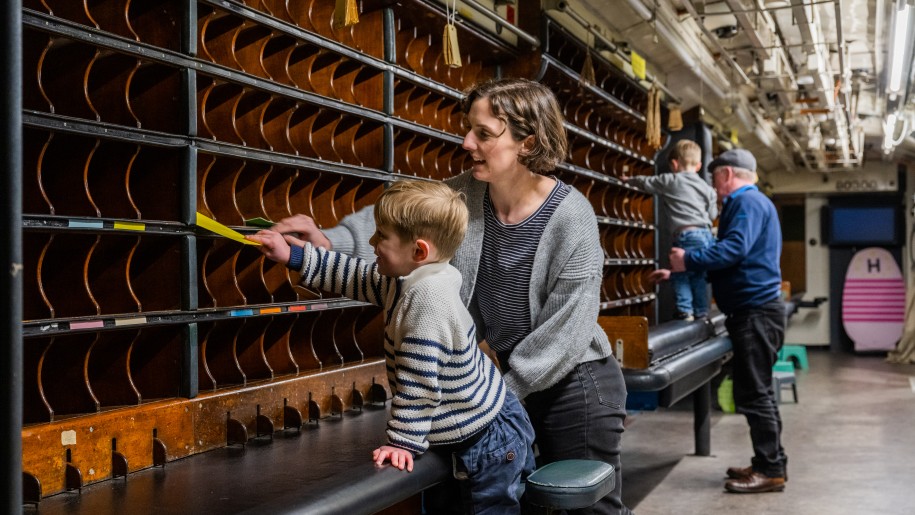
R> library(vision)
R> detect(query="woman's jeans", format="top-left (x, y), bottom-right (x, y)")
top-left (672, 229), bottom-right (714, 317)
top-left (524, 358), bottom-right (631, 515)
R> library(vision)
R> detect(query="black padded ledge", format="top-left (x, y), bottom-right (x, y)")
top-left (644, 313), bottom-right (726, 363)
top-left (33, 407), bottom-right (451, 515)
top-left (624, 335), bottom-right (732, 393)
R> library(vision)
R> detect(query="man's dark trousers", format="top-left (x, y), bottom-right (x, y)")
top-left (725, 299), bottom-right (788, 478)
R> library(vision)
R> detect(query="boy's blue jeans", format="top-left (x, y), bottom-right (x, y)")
top-left (671, 228), bottom-right (714, 317)
top-left (424, 390), bottom-right (535, 514)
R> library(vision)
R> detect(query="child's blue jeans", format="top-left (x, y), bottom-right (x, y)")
top-left (424, 390), bottom-right (535, 514)
top-left (672, 228), bottom-right (714, 317)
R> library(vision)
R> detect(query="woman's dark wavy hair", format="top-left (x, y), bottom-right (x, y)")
top-left (462, 78), bottom-right (568, 173)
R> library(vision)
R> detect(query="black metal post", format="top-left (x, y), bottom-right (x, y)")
top-left (693, 381), bottom-right (712, 456)
top-left (382, 8), bottom-right (395, 173)
top-left (2, 2), bottom-right (24, 511)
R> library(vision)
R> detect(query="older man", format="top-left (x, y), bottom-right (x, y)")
top-left (654, 148), bottom-right (787, 493)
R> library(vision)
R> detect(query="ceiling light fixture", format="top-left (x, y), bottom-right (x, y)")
top-left (887, 2), bottom-right (913, 95)
top-left (882, 111), bottom-right (910, 153)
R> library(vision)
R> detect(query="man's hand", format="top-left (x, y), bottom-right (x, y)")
top-left (246, 230), bottom-right (293, 264)
top-left (648, 269), bottom-right (671, 284)
top-left (669, 247), bottom-right (687, 273)
top-left (373, 445), bottom-right (414, 472)
top-left (271, 214), bottom-right (332, 250)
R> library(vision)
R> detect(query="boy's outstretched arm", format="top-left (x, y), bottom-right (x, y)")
top-left (271, 214), bottom-right (333, 250)
top-left (247, 230), bottom-right (295, 264)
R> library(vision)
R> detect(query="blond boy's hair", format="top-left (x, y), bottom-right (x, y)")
top-left (670, 139), bottom-right (702, 169)
top-left (374, 180), bottom-right (468, 261)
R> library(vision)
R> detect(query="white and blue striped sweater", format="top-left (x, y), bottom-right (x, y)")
top-left (291, 242), bottom-right (505, 454)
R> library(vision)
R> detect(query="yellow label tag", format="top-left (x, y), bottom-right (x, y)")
top-left (333, 0), bottom-right (359, 29)
top-left (115, 317), bottom-right (147, 326)
top-left (631, 51), bottom-right (646, 80)
top-left (196, 212), bottom-right (260, 245)
top-left (113, 221), bottom-right (145, 231)
top-left (444, 23), bottom-right (462, 68)
top-left (730, 129), bottom-right (739, 145)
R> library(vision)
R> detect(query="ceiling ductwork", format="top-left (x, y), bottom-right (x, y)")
top-left (566, 0), bottom-right (911, 173)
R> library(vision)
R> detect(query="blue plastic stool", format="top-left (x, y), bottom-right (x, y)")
top-left (524, 460), bottom-right (615, 513)
top-left (772, 370), bottom-right (797, 403)
top-left (779, 345), bottom-right (809, 370)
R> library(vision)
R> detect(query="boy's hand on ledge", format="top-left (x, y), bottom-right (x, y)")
top-left (247, 230), bottom-right (292, 264)
top-left (648, 269), bottom-right (671, 284)
top-left (272, 214), bottom-right (333, 250)
top-left (373, 445), bottom-right (414, 472)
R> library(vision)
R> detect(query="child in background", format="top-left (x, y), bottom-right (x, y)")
top-left (625, 139), bottom-right (718, 320)
top-left (247, 180), bottom-right (535, 514)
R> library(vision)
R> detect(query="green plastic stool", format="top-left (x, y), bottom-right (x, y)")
top-left (779, 345), bottom-right (809, 370)
top-left (773, 360), bottom-right (794, 373)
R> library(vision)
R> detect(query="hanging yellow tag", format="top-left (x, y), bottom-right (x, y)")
top-left (580, 51), bottom-right (595, 86)
top-left (631, 51), bottom-right (646, 80)
top-left (443, 23), bottom-right (462, 68)
top-left (333, 0), bottom-right (359, 29)
top-left (668, 104), bottom-right (684, 131)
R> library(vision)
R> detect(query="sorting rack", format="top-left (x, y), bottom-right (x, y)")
top-left (17, 0), bottom-right (664, 502)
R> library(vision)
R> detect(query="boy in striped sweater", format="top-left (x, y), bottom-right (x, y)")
top-left (248, 180), bottom-right (535, 513)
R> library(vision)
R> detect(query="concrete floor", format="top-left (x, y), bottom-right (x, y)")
top-left (621, 348), bottom-right (915, 515)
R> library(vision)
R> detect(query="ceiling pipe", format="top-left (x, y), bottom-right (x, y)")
top-left (459, 0), bottom-right (541, 47)
top-left (789, 0), bottom-right (852, 165)
top-left (723, 0), bottom-right (771, 60)
top-left (832, 0), bottom-right (858, 165)
top-left (610, 0), bottom-right (733, 99)
top-left (546, 0), bottom-right (682, 103)
top-left (757, 88), bottom-right (814, 171)
top-left (680, 0), bottom-right (753, 85)
top-left (681, 0), bottom-right (805, 171)
top-left (621, 0), bottom-right (798, 171)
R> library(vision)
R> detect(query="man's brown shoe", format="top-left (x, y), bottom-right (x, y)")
top-left (725, 472), bottom-right (786, 493)
top-left (726, 466), bottom-right (753, 479)
top-left (726, 465), bottom-right (788, 481)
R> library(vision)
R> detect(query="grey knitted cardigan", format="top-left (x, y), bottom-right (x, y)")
top-left (325, 171), bottom-right (613, 400)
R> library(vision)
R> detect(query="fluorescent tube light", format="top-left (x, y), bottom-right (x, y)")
top-left (888, 4), bottom-right (912, 93)
top-left (883, 113), bottom-right (898, 151)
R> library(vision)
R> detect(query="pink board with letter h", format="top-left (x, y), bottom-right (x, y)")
top-left (841, 247), bottom-right (906, 352)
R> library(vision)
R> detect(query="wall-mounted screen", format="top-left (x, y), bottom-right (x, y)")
top-left (822, 205), bottom-right (902, 246)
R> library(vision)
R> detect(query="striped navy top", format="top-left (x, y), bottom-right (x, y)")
top-left (477, 179), bottom-right (570, 359)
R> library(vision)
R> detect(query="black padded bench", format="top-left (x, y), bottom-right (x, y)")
top-left (622, 313), bottom-right (732, 456)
